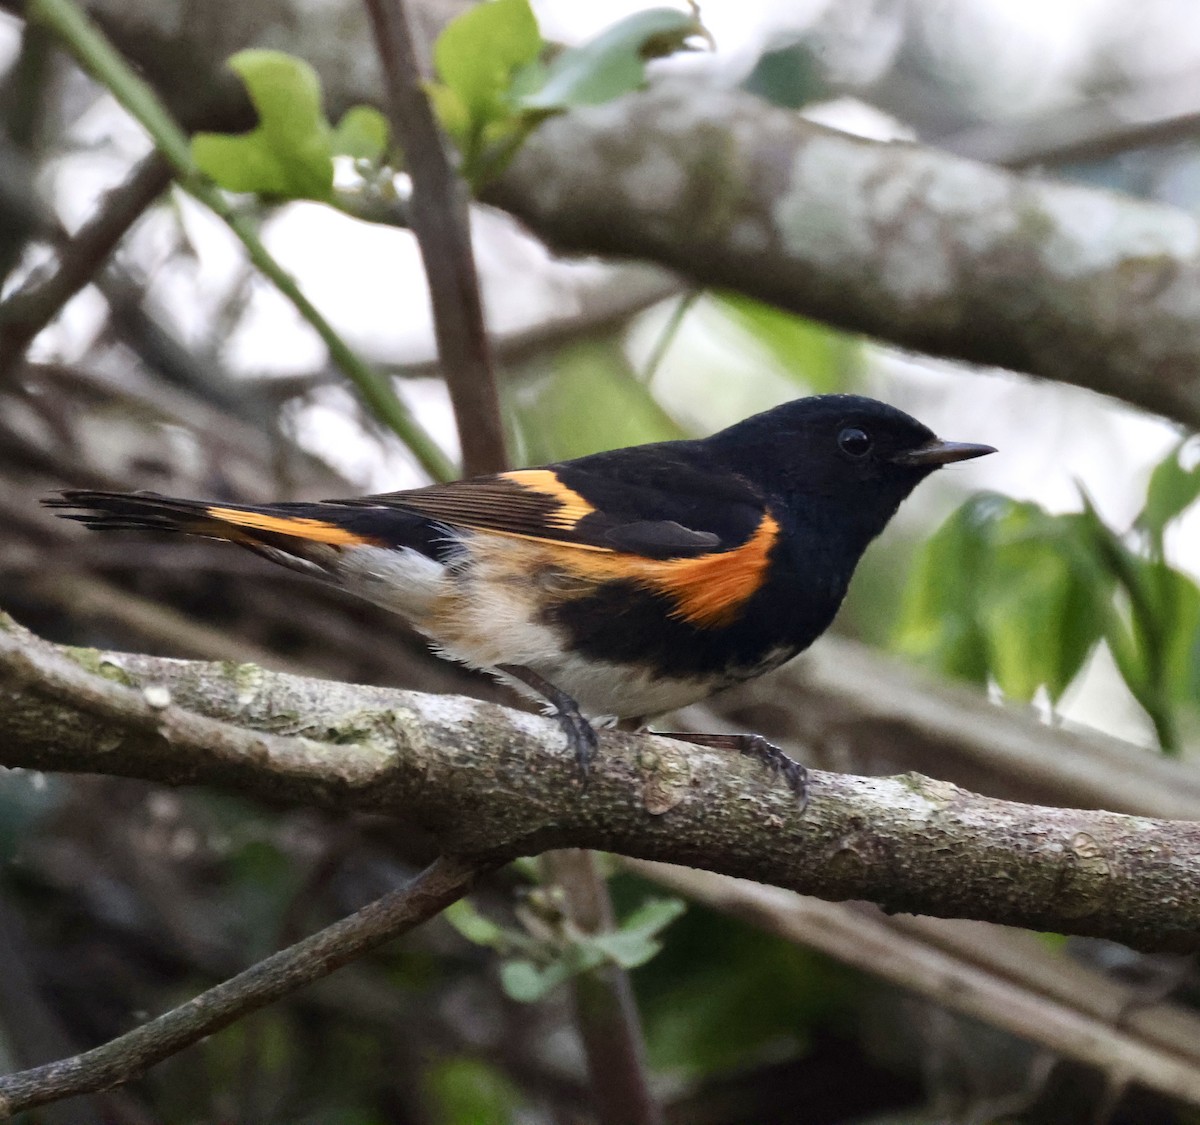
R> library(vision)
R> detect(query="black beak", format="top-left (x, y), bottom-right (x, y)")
top-left (892, 439), bottom-right (996, 467)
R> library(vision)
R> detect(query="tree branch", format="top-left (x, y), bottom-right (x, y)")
top-left (540, 849), bottom-right (662, 1125)
top-left (24, 7), bottom-right (1200, 430)
top-left (3, 613), bottom-right (1200, 952)
top-left (0, 853), bottom-right (482, 1117)
top-left (487, 78), bottom-right (1200, 431)
top-left (697, 635), bottom-right (1200, 820)
top-left (363, 0), bottom-right (507, 477)
top-left (29, 0), bottom-right (455, 482)
top-left (359, 9), bottom-right (658, 1118)
top-left (631, 861), bottom-right (1200, 1108)
top-left (0, 152), bottom-right (171, 379)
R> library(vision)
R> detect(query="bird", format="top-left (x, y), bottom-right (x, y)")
top-left (44, 394), bottom-right (993, 806)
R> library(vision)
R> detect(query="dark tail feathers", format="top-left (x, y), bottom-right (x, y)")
top-left (41, 489), bottom-right (389, 578)
top-left (43, 490), bottom-right (224, 535)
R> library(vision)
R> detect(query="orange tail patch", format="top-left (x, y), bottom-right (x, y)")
top-left (203, 506), bottom-right (378, 547)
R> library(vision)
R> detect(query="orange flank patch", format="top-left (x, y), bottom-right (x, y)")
top-left (501, 469), bottom-right (596, 530)
top-left (204, 506), bottom-right (377, 546)
top-left (536, 512), bottom-right (780, 627)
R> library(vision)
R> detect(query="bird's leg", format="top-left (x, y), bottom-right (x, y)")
top-left (497, 664), bottom-right (598, 781)
top-left (650, 730), bottom-right (809, 809)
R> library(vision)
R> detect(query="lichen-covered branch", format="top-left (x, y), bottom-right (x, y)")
top-left (488, 80), bottom-right (1200, 429)
top-left (15, 1), bottom-right (1200, 428)
top-left (2, 613), bottom-right (1200, 952)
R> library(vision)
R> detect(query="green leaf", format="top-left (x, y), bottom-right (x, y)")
top-left (434, 0), bottom-right (541, 128)
top-left (508, 339), bottom-right (685, 463)
top-left (979, 506), bottom-right (1106, 702)
top-left (425, 1057), bottom-right (520, 1125)
top-left (1154, 565), bottom-right (1200, 709)
top-left (896, 496), bottom-right (1110, 704)
top-left (588, 897), bottom-right (686, 969)
top-left (192, 50), bottom-right (334, 201)
top-left (893, 493), bottom-right (999, 684)
top-left (331, 105), bottom-right (389, 162)
top-left (499, 958), bottom-right (570, 1003)
top-left (742, 41), bottom-right (825, 109)
top-left (1140, 439), bottom-right (1200, 546)
top-left (519, 8), bottom-right (709, 112)
top-left (620, 895), bottom-right (687, 938)
top-left (425, 83), bottom-right (471, 147)
top-left (713, 291), bottom-right (858, 394)
top-left (443, 899), bottom-right (506, 949)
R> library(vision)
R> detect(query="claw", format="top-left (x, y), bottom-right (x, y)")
top-left (551, 700), bottom-right (599, 782)
top-left (651, 730), bottom-right (809, 810)
top-left (497, 664), bottom-right (597, 783)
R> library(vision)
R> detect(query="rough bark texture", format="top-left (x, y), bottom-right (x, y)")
top-left (3, 616), bottom-right (1200, 953)
top-left (489, 79), bottom-right (1200, 429)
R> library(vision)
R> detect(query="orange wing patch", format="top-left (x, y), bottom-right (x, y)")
top-left (204, 506), bottom-right (377, 547)
top-left (501, 469), bottom-right (597, 531)
top-left (648, 514), bottom-right (779, 626)
top-left (535, 512), bottom-right (780, 627)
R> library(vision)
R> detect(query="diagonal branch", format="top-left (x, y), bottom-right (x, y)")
top-left (631, 861), bottom-right (1200, 1108)
top-left (363, 0), bottom-right (507, 477)
top-left (487, 79), bottom-right (1200, 432)
top-left (0, 854), bottom-right (482, 1117)
top-left (3, 613), bottom-right (1200, 952)
top-left (0, 151), bottom-right (172, 379)
top-left (360, 8), bottom-right (655, 1119)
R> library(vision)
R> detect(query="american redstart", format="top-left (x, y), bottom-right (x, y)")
top-left (45, 394), bottom-right (993, 806)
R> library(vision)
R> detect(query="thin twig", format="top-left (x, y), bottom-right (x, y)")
top-left (0, 854), bottom-right (482, 1117)
top-left (937, 66), bottom-right (1200, 169)
top-left (360, 9), bottom-right (660, 1121)
top-left (0, 152), bottom-right (172, 377)
top-left (0, 20), bottom-right (53, 285)
top-left (639, 289), bottom-right (698, 385)
top-left (542, 850), bottom-right (663, 1125)
top-left (363, 0), bottom-right (507, 477)
top-left (28, 0), bottom-right (455, 482)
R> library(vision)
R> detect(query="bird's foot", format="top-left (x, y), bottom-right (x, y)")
top-left (550, 699), bottom-right (599, 781)
top-left (652, 730), bottom-right (808, 809)
top-left (497, 664), bottom-right (597, 782)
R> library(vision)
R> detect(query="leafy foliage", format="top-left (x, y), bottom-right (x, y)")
top-left (896, 442), bottom-right (1200, 752)
top-left (631, 891), bottom-right (861, 1077)
top-left (192, 50), bottom-right (390, 202)
top-left (519, 7), bottom-right (712, 113)
top-left (741, 40), bottom-right (826, 109)
top-left (425, 1057), bottom-right (521, 1125)
top-left (446, 892), bottom-right (686, 1004)
top-left (507, 339), bottom-right (685, 463)
top-left (192, 5), bottom-right (710, 197)
top-left (427, 1), bottom-right (709, 186)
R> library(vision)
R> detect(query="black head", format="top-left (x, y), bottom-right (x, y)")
top-left (711, 394), bottom-right (994, 546)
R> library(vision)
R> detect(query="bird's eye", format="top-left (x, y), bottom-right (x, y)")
top-left (838, 427), bottom-right (872, 458)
